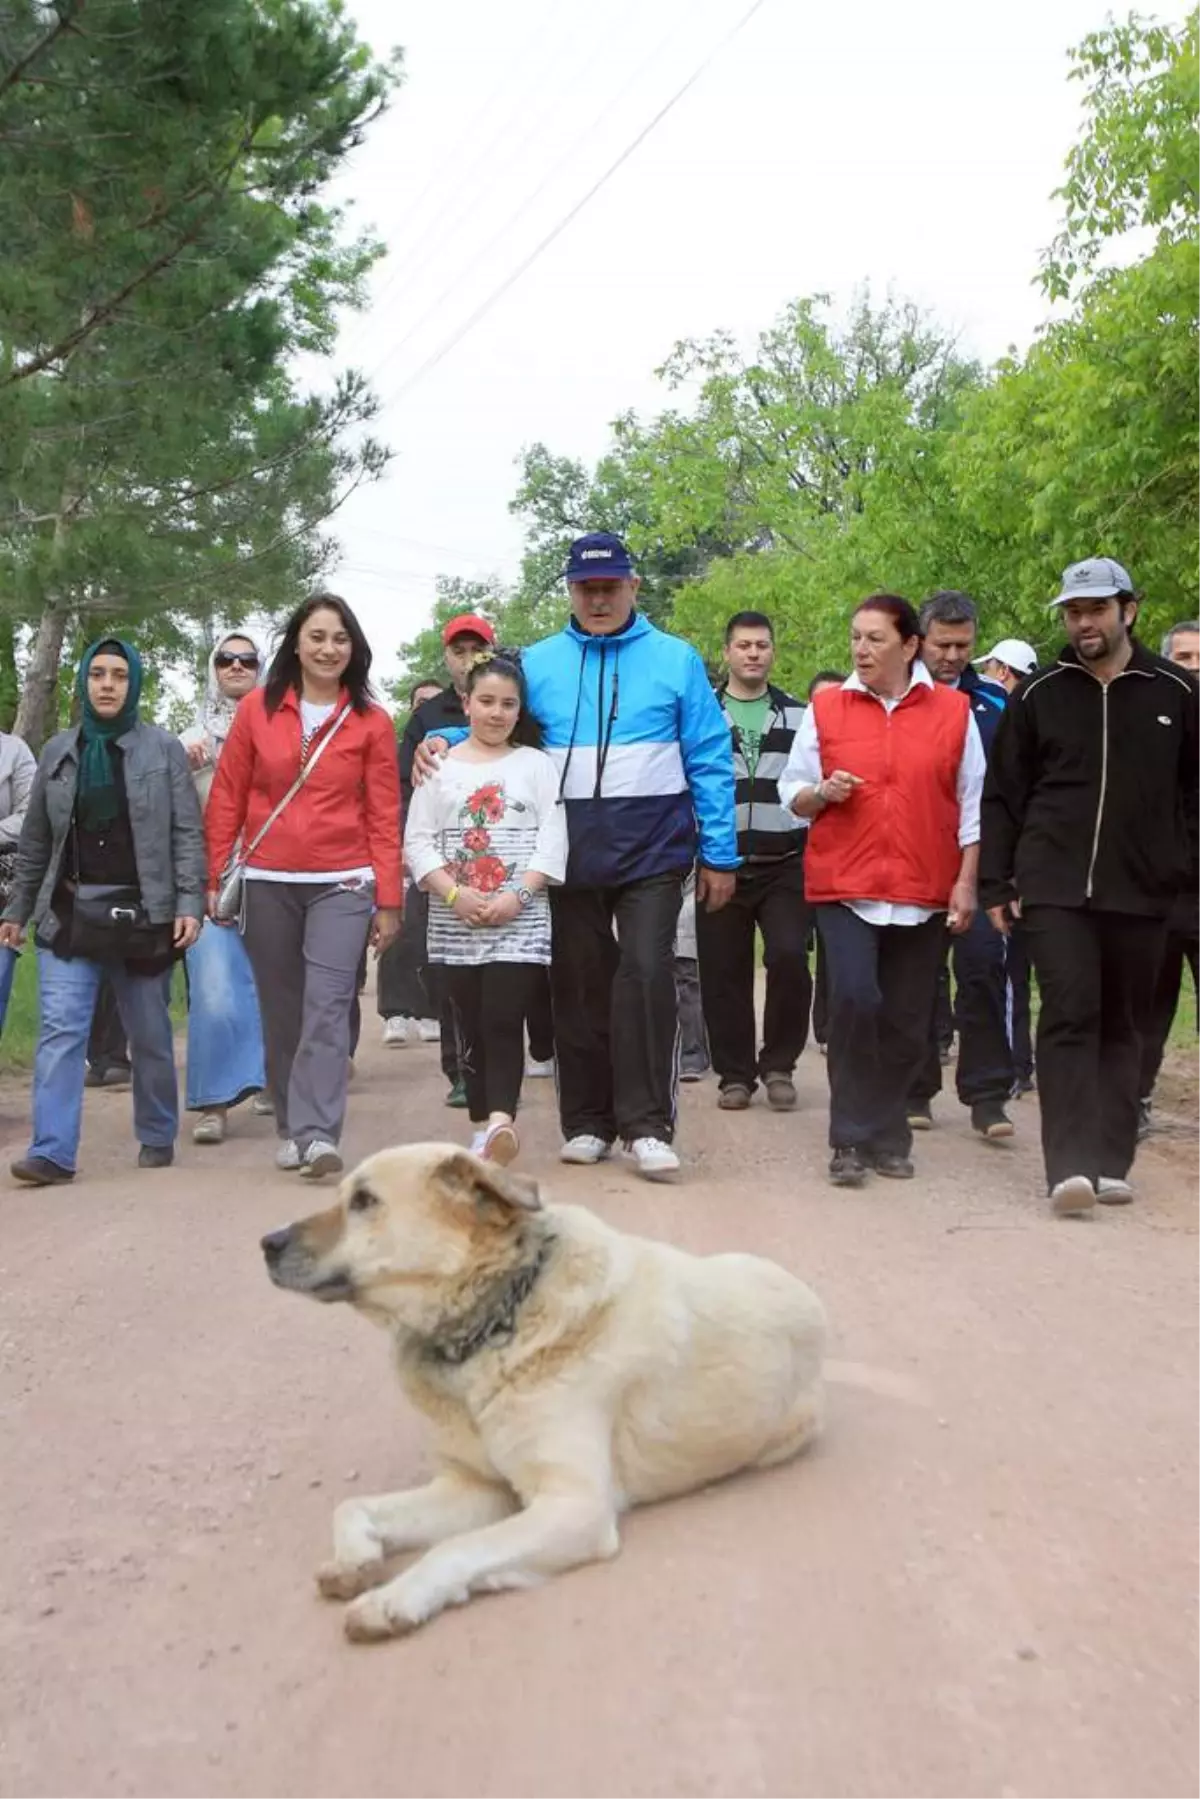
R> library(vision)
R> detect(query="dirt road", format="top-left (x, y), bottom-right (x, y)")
top-left (0, 1005), bottom-right (1196, 1799)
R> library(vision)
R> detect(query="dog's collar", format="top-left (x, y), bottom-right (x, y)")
top-left (422, 1236), bottom-right (555, 1367)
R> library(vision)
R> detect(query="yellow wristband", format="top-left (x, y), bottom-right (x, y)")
top-left (445, 884), bottom-right (460, 908)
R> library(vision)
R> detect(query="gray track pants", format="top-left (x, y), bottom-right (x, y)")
top-left (241, 880), bottom-right (374, 1151)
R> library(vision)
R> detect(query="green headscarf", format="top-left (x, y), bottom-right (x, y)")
top-left (75, 638), bottom-right (143, 830)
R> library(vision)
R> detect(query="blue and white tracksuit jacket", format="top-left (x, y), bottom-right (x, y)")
top-left (435, 613), bottom-right (738, 889)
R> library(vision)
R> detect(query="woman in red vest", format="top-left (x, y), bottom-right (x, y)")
top-left (781, 595), bottom-right (985, 1188)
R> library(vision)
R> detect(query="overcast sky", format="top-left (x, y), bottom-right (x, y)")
top-left (316, 0), bottom-right (1188, 686)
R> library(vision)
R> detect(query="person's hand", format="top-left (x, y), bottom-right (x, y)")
top-left (173, 916), bottom-right (201, 950)
top-left (986, 896), bottom-right (1021, 937)
top-left (817, 769), bottom-right (862, 805)
top-left (483, 890), bottom-right (522, 928)
top-left (452, 887), bottom-right (490, 927)
top-left (370, 907), bottom-right (401, 953)
top-left (0, 921), bottom-right (24, 951)
top-left (413, 737), bottom-right (449, 786)
top-left (697, 868), bottom-right (736, 912)
top-left (947, 882), bottom-right (977, 935)
top-left (185, 741), bottom-right (210, 771)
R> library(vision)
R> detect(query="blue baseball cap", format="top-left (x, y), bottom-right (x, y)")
top-left (563, 532), bottom-right (635, 583)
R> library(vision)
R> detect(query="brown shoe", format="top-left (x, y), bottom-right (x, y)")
top-left (765, 1074), bottom-right (797, 1112)
top-left (717, 1084), bottom-right (752, 1110)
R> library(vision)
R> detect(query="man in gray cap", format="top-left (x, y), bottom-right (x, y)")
top-left (980, 557), bottom-right (1199, 1216)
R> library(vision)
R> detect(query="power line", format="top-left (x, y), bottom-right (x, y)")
top-left (378, 0), bottom-right (770, 408)
top-left (365, 0), bottom-right (701, 385)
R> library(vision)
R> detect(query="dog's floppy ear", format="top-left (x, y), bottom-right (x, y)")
top-left (434, 1150), bottom-right (543, 1220)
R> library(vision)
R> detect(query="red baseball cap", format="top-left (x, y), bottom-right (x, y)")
top-left (442, 613), bottom-right (496, 647)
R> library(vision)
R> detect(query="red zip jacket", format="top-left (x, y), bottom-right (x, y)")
top-left (206, 688), bottom-right (403, 909)
top-left (804, 681), bottom-right (968, 908)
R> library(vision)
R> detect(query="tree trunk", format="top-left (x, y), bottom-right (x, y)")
top-left (14, 599), bottom-right (70, 752)
top-left (0, 615), bottom-right (19, 731)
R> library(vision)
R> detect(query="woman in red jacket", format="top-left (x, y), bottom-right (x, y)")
top-left (780, 594), bottom-right (985, 1190)
top-left (206, 593), bottom-right (402, 1179)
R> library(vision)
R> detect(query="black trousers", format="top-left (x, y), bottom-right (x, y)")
top-left (910, 910), bottom-right (1015, 1108)
top-left (1022, 904), bottom-right (1167, 1188)
top-left (376, 889), bottom-right (458, 1080)
top-left (1005, 923), bottom-right (1035, 1083)
top-left (816, 903), bottom-right (947, 1156)
top-left (811, 932), bottom-right (828, 1046)
top-left (442, 962), bottom-right (539, 1123)
top-left (1138, 925), bottom-right (1199, 1100)
top-left (525, 965), bottom-right (555, 1064)
top-left (696, 855), bottom-right (811, 1092)
top-left (550, 872), bottom-right (684, 1144)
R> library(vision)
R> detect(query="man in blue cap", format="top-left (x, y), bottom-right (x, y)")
top-left (416, 532), bottom-right (738, 1179)
top-left (981, 556), bottom-right (1199, 1217)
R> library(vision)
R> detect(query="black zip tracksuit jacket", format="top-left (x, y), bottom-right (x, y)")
top-left (980, 640), bottom-right (1199, 918)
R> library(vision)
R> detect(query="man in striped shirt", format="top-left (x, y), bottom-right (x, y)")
top-left (696, 611), bottom-right (811, 1112)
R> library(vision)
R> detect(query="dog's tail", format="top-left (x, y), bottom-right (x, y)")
top-left (823, 1359), bottom-right (934, 1409)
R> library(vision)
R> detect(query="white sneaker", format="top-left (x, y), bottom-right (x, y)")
top-left (275, 1139), bottom-right (301, 1171)
top-left (252, 1092), bottom-right (274, 1117)
top-left (416, 1018), bottom-right (442, 1043)
top-left (300, 1139), bottom-right (343, 1180)
top-left (382, 1015), bottom-right (412, 1047)
top-left (524, 1055), bottom-right (555, 1079)
top-left (469, 1129), bottom-right (488, 1156)
top-left (191, 1111), bottom-right (226, 1145)
top-left (481, 1120), bottom-right (519, 1166)
top-left (560, 1135), bottom-right (612, 1165)
top-left (1096, 1175), bottom-right (1134, 1205)
top-left (627, 1137), bottom-right (681, 1181)
top-left (1050, 1174), bottom-right (1096, 1217)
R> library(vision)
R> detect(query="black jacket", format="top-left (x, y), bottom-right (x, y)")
top-left (980, 641), bottom-right (1199, 918)
top-left (398, 686), bottom-right (465, 819)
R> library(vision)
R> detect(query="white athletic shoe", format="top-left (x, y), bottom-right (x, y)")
top-left (524, 1055), bottom-right (555, 1079)
top-left (300, 1139), bottom-right (343, 1180)
top-left (252, 1092), bottom-right (274, 1116)
top-left (482, 1120), bottom-right (520, 1166)
top-left (275, 1139), bottom-right (301, 1171)
top-left (416, 1017), bottom-right (442, 1043)
top-left (1096, 1175), bottom-right (1134, 1205)
top-left (382, 1015), bottom-right (412, 1047)
top-left (469, 1129), bottom-right (488, 1156)
top-left (191, 1111), bottom-right (226, 1145)
top-left (627, 1137), bottom-right (681, 1181)
top-left (1050, 1174), bottom-right (1096, 1217)
top-left (560, 1134), bottom-right (612, 1165)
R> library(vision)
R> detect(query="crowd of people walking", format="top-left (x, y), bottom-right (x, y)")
top-left (0, 537), bottom-right (1194, 1220)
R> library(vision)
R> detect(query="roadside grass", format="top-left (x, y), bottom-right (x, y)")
top-left (0, 951), bottom-right (188, 1074)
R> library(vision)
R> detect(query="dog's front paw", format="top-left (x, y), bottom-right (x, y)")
top-left (315, 1558), bottom-right (385, 1602)
top-left (343, 1588), bottom-right (420, 1643)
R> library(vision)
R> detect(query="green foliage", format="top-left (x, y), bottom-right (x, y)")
top-left (0, 0), bottom-right (401, 743)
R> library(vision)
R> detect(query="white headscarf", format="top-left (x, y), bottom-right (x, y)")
top-left (189, 629), bottom-right (263, 760)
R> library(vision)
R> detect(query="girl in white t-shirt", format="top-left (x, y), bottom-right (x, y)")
top-left (404, 653), bottom-right (567, 1165)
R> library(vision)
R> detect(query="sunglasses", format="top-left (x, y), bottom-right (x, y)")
top-left (215, 651), bottom-right (259, 670)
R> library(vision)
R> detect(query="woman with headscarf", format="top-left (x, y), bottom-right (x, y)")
top-left (0, 638), bottom-right (206, 1185)
top-left (178, 631), bottom-right (267, 1145)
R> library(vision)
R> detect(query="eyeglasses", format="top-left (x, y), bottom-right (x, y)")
top-left (215, 652), bottom-right (259, 670)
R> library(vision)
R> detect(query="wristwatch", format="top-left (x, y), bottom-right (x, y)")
top-left (516, 886), bottom-right (535, 909)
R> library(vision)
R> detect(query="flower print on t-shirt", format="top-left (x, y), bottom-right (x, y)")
top-left (452, 779), bottom-right (525, 892)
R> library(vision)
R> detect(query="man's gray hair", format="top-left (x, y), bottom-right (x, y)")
top-left (1161, 620), bottom-right (1199, 656)
top-left (918, 589), bottom-right (978, 634)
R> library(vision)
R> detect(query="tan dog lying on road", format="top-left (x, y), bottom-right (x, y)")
top-left (261, 1143), bottom-right (827, 1643)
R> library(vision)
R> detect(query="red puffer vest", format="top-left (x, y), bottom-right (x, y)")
top-left (804, 681), bottom-right (969, 908)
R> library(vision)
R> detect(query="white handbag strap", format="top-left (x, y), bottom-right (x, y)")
top-left (241, 703), bottom-right (352, 860)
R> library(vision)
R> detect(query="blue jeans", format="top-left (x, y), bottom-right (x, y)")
top-left (185, 920), bottom-right (265, 1110)
top-left (30, 948), bottom-right (178, 1171)
top-left (0, 945), bottom-right (18, 1037)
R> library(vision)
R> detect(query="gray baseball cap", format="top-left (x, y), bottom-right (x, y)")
top-left (1051, 557), bottom-right (1134, 606)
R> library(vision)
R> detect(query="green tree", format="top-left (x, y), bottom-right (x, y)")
top-left (0, 0), bottom-right (400, 744)
top-left (391, 575), bottom-right (508, 699)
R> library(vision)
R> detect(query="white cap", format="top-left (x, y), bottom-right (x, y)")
top-left (974, 638), bottom-right (1037, 677)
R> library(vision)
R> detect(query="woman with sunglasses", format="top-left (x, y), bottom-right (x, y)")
top-left (178, 633), bottom-right (268, 1145)
top-left (206, 593), bottom-right (402, 1179)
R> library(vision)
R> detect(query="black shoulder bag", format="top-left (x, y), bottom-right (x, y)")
top-left (64, 829), bottom-right (175, 963)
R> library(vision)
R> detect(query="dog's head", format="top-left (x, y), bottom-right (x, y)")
top-left (260, 1144), bottom-right (543, 1330)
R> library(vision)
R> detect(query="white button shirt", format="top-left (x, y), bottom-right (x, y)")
top-left (779, 662), bottom-right (986, 926)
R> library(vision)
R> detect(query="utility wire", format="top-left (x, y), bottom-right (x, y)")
top-left (378, 0), bottom-right (770, 408)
